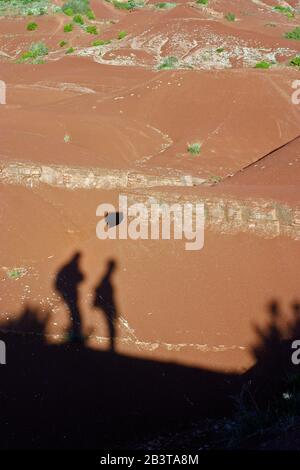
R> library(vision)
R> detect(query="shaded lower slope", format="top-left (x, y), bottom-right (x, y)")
top-left (0, 307), bottom-right (240, 449)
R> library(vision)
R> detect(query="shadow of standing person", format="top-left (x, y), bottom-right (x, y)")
top-left (93, 259), bottom-right (118, 353)
top-left (55, 252), bottom-right (85, 343)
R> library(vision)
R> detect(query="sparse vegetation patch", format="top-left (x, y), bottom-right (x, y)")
top-left (6, 267), bottom-right (27, 280)
top-left (27, 21), bottom-right (38, 30)
top-left (73, 14), bottom-right (84, 24)
top-left (18, 41), bottom-right (48, 63)
top-left (0, 0), bottom-right (52, 16)
top-left (64, 23), bottom-right (73, 32)
top-left (155, 2), bottom-right (176, 9)
top-left (62, 0), bottom-right (90, 15)
top-left (117, 30), bottom-right (127, 40)
top-left (92, 39), bottom-right (111, 46)
top-left (225, 12), bottom-right (236, 22)
top-left (284, 27), bottom-right (300, 40)
top-left (255, 61), bottom-right (273, 69)
top-left (187, 142), bottom-right (201, 155)
top-left (86, 25), bottom-right (98, 34)
top-left (273, 5), bottom-right (294, 19)
top-left (112, 0), bottom-right (143, 10)
top-left (290, 56), bottom-right (300, 67)
top-left (158, 56), bottom-right (178, 70)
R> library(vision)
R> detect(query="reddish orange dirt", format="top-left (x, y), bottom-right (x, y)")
top-left (0, 0), bottom-right (300, 449)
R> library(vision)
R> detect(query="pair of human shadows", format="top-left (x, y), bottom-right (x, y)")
top-left (54, 252), bottom-right (118, 351)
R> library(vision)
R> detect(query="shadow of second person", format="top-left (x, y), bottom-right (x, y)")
top-left (93, 259), bottom-right (118, 353)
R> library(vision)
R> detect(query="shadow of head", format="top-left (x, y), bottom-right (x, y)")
top-left (106, 259), bottom-right (117, 274)
top-left (104, 211), bottom-right (124, 228)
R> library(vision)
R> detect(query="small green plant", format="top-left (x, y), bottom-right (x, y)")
top-left (27, 22), bottom-right (38, 31)
top-left (225, 12), bottom-right (236, 21)
top-left (92, 39), bottom-right (111, 46)
top-left (158, 56), bottom-right (178, 70)
top-left (73, 14), bottom-right (84, 24)
top-left (284, 27), bottom-right (300, 40)
top-left (86, 25), bottom-right (98, 34)
top-left (65, 47), bottom-right (75, 54)
top-left (64, 23), bottom-right (73, 32)
top-left (6, 268), bottom-right (27, 280)
top-left (86, 9), bottom-right (95, 19)
top-left (63, 8), bottom-right (74, 16)
top-left (155, 2), bottom-right (176, 9)
top-left (118, 30), bottom-right (127, 40)
top-left (59, 40), bottom-right (68, 47)
top-left (196, 0), bottom-right (208, 4)
top-left (63, 7), bottom-right (74, 15)
top-left (64, 134), bottom-right (71, 142)
top-left (255, 61), bottom-right (272, 69)
top-left (290, 56), bottom-right (300, 67)
top-left (216, 47), bottom-right (224, 53)
top-left (187, 142), bottom-right (201, 155)
top-left (273, 5), bottom-right (294, 18)
top-left (18, 41), bottom-right (48, 64)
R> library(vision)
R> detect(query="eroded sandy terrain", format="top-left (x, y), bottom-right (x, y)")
top-left (0, 0), bottom-right (300, 449)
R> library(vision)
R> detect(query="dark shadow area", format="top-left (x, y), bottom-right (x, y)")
top-left (0, 306), bottom-right (240, 449)
top-left (105, 211), bottom-right (124, 228)
top-left (54, 252), bottom-right (85, 342)
top-left (0, 253), bottom-right (300, 449)
top-left (93, 259), bottom-right (118, 352)
top-left (246, 300), bottom-right (300, 403)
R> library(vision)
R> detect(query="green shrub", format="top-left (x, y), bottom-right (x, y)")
top-left (155, 2), bottom-right (176, 8)
top-left (187, 142), bottom-right (201, 155)
top-left (65, 47), bottom-right (75, 54)
top-left (27, 22), bottom-right (38, 31)
top-left (59, 40), bottom-right (68, 47)
top-left (290, 56), bottom-right (300, 67)
top-left (285, 27), bottom-right (300, 40)
top-left (196, 0), bottom-right (208, 4)
top-left (18, 41), bottom-right (48, 64)
top-left (86, 9), bottom-right (95, 19)
top-left (255, 61), bottom-right (272, 69)
top-left (225, 12), bottom-right (235, 21)
top-left (73, 14), bottom-right (84, 24)
top-left (63, 7), bottom-right (74, 15)
top-left (92, 39), bottom-right (110, 46)
top-left (118, 30), bottom-right (127, 40)
top-left (86, 25), bottom-right (98, 34)
top-left (158, 56), bottom-right (178, 70)
top-left (216, 47), bottom-right (224, 53)
top-left (273, 5), bottom-right (294, 18)
top-left (64, 23), bottom-right (73, 32)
